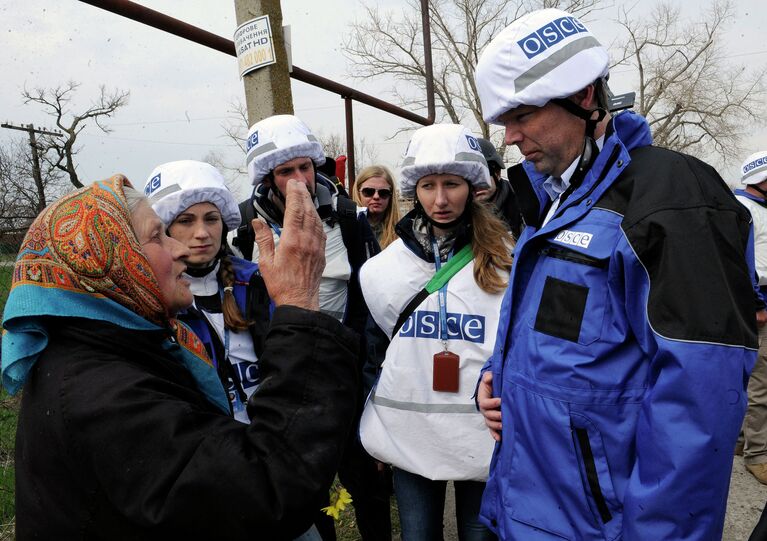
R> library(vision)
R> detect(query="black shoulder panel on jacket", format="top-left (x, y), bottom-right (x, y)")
top-left (597, 146), bottom-right (757, 348)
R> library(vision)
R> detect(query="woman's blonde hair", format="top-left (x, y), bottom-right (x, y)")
top-left (468, 200), bottom-right (514, 294)
top-left (353, 165), bottom-right (401, 249)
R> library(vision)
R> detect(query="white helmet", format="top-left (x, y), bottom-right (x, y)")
top-left (475, 8), bottom-right (609, 125)
top-left (399, 124), bottom-right (490, 197)
top-left (245, 114), bottom-right (326, 186)
top-left (143, 160), bottom-right (241, 230)
top-left (741, 151), bottom-right (767, 185)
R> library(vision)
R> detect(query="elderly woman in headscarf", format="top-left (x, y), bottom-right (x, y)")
top-left (2, 175), bottom-right (358, 540)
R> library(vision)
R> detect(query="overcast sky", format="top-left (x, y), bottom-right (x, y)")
top-left (2, 0), bottom-right (766, 197)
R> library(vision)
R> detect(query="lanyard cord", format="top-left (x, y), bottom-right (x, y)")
top-left (431, 235), bottom-right (453, 351)
top-left (215, 290), bottom-right (247, 404)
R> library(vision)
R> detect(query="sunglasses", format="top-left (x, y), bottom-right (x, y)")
top-left (360, 187), bottom-right (392, 199)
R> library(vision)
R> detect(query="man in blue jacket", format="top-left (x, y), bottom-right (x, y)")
top-left (474, 8), bottom-right (758, 541)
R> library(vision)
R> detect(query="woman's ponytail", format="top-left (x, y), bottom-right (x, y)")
top-left (218, 254), bottom-right (251, 331)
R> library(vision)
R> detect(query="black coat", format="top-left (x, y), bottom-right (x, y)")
top-left (15, 306), bottom-right (359, 540)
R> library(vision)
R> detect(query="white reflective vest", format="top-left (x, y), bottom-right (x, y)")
top-left (359, 239), bottom-right (505, 481)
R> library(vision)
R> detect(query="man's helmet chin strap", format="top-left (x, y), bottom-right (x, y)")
top-left (550, 94), bottom-right (607, 184)
top-left (750, 183), bottom-right (767, 199)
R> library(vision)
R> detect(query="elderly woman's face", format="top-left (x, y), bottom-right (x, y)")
top-left (131, 201), bottom-right (193, 314)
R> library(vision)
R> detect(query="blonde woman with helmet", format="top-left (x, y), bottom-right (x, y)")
top-left (359, 124), bottom-right (512, 541)
top-left (144, 160), bottom-right (273, 424)
top-left (352, 165), bottom-right (401, 250)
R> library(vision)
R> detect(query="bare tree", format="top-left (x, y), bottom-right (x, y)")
top-left (316, 132), bottom-right (382, 179)
top-left (614, 0), bottom-right (765, 166)
top-left (0, 138), bottom-right (67, 235)
top-left (343, 0), bottom-right (603, 140)
top-left (22, 82), bottom-right (129, 188)
top-left (317, 131), bottom-right (346, 158)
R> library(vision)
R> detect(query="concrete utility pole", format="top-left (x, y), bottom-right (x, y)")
top-left (233, 0), bottom-right (294, 126)
top-left (1, 123), bottom-right (62, 212)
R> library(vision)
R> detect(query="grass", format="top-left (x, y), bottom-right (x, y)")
top-left (0, 391), bottom-right (17, 540)
top-left (0, 265), bottom-right (12, 319)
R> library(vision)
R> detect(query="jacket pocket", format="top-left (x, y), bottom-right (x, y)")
top-left (570, 413), bottom-right (622, 541)
top-left (529, 245), bottom-right (610, 345)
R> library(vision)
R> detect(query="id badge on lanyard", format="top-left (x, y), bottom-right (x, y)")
top-left (431, 236), bottom-right (460, 393)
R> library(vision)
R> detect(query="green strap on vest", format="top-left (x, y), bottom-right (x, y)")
top-left (424, 244), bottom-right (474, 294)
top-left (391, 244), bottom-right (474, 338)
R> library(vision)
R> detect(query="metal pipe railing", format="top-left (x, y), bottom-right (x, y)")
top-left (78, 0), bottom-right (436, 183)
top-left (344, 98), bottom-right (355, 183)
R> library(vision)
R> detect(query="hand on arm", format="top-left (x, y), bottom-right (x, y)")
top-left (478, 371), bottom-right (502, 442)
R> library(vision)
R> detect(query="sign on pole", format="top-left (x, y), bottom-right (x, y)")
top-left (234, 15), bottom-right (277, 77)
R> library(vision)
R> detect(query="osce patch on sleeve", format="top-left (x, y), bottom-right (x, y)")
top-left (553, 229), bottom-right (593, 249)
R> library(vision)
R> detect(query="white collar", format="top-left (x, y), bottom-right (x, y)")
top-left (542, 134), bottom-right (606, 201)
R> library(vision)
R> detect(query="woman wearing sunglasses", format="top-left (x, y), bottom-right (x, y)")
top-left (353, 165), bottom-right (401, 250)
top-left (359, 124), bottom-right (513, 541)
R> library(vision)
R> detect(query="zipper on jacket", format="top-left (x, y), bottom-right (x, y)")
top-left (540, 246), bottom-right (608, 269)
top-left (573, 427), bottom-right (613, 524)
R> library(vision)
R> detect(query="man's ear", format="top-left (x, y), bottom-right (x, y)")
top-left (572, 84), bottom-right (597, 109)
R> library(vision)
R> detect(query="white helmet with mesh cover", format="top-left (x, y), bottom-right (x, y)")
top-left (475, 8), bottom-right (609, 125)
top-left (399, 124), bottom-right (489, 197)
top-left (245, 115), bottom-right (325, 186)
top-left (741, 151), bottom-right (767, 186)
top-left (143, 160), bottom-right (241, 230)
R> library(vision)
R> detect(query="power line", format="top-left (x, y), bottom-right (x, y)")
top-left (79, 132), bottom-right (234, 147)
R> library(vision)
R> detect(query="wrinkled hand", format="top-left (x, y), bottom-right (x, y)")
top-left (758, 309), bottom-right (767, 328)
top-left (253, 179), bottom-right (326, 311)
top-left (478, 371), bottom-right (502, 442)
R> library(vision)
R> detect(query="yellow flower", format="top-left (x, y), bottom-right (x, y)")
top-left (321, 485), bottom-right (353, 521)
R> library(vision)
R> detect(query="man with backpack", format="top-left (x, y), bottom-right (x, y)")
top-left (231, 114), bottom-right (391, 541)
top-left (735, 150), bottom-right (767, 485)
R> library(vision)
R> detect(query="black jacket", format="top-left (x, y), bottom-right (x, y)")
top-left (15, 306), bottom-right (359, 540)
top-left (490, 176), bottom-right (525, 240)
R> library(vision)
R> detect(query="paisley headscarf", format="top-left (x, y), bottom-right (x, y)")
top-left (1, 175), bottom-right (228, 413)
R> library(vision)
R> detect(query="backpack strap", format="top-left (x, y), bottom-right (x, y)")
top-left (336, 195), bottom-right (368, 271)
top-left (234, 197), bottom-right (256, 261)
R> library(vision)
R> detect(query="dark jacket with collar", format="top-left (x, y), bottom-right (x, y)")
top-left (235, 173), bottom-right (375, 337)
top-left (15, 306), bottom-right (358, 540)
